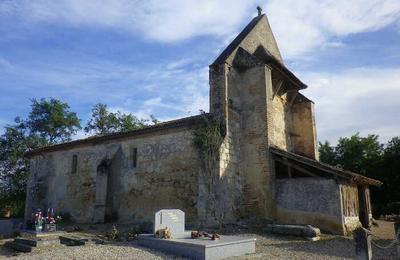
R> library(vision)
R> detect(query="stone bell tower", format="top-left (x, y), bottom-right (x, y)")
top-left (208, 10), bottom-right (318, 222)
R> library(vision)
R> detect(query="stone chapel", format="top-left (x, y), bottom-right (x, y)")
top-left (25, 11), bottom-right (381, 235)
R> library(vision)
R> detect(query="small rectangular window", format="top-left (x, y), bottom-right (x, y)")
top-left (132, 148), bottom-right (137, 168)
top-left (72, 155), bottom-right (78, 173)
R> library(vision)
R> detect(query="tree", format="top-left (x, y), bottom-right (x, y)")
top-left (84, 103), bottom-right (118, 135)
top-left (375, 137), bottom-right (400, 213)
top-left (318, 133), bottom-right (400, 216)
top-left (0, 124), bottom-right (46, 217)
top-left (85, 103), bottom-right (159, 135)
top-left (319, 133), bottom-right (382, 177)
top-left (26, 98), bottom-right (81, 144)
top-left (318, 140), bottom-right (337, 166)
top-left (0, 98), bottom-right (81, 217)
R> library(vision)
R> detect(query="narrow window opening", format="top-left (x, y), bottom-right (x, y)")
top-left (132, 148), bottom-right (137, 168)
top-left (72, 155), bottom-right (78, 173)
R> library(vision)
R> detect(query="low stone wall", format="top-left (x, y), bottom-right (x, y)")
top-left (275, 178), bottom-right (344, 234)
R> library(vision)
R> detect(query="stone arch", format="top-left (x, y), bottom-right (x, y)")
top-left (93, 159), bottom-right (111, 223)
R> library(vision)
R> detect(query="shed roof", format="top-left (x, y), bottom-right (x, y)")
top-left (270, 146), bottom-right (382, 187)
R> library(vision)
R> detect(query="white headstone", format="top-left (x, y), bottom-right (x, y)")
top-left (154, 209), bottom-right (185, 237)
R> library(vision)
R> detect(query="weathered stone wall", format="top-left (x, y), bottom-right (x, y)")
top-left (209, 62), bottom-right (276, 223)
top-left (269, 93), bottom-right (291, 151)
top-left (291, 100), bottom-right (319, 159)
top-left (215, 66), bottom-right (242, 223)
top-left (207, 62), bottom-right (244, 226)
top-left (275, 178), bottom-right (345, 234)
top-left (235, 66), bottom-right (272, 220)
top-left (25, 127), bottom-right (199, 227)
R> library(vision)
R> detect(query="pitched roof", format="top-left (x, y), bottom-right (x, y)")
top-left (212, 14), bottom-right (265, 65)
top-left (26, 114), bottom-right (209, 158)
top-left (270, 146), bottom-right (382, 187)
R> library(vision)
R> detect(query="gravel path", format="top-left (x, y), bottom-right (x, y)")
top-left (2, 242), bottom-right (183, 260)
top-left (0, 221), bottom-right (397, 259)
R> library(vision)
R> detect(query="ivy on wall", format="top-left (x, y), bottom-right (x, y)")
top-left (192, 112), bottom-right (226, 224)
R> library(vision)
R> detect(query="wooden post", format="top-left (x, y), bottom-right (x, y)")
top-left (395, 222), bottom-right (400, 260)
top-left (287, 165), bottom-right (292, 178)
top-left (358, 185), bottom-right (370, 228)
top-left (353, 227), bottom-right (372, 260)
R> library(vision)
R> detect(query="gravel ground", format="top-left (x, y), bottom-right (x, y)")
top-left (0, 221), bottom-right (397, 259)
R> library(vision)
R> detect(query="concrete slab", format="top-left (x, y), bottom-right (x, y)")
top-left (138, 232), bottom-right (256, 260)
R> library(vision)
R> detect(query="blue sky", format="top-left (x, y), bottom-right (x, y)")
top-left (0, 0), bottom-right (399, 143)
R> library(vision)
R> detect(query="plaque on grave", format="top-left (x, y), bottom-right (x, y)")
top-left (154, 209), bottom-right (185, 237)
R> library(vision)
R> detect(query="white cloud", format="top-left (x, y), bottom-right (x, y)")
top-left (2, 1), bottom-right (399, 143)
top-left (2, 0), bottom-right (399, 59)
top-left (0, 0), bottom-right (257, 42)
top-left (264, 0), bottom-right (400, 59)
top-left (0, 55), bottom-right (210, 123)
top-left (300, 67), bottom-right (400, 143)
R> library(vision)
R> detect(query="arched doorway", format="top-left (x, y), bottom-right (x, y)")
top-left (93, 159), bottom-right (110, 223)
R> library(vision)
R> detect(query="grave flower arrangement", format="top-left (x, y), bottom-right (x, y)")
top-left (34, 209), bottom-right (45, 232)
top-left (44, 208), bottom-right (57, 232)
top-left (32, 208), bottom-right (60, 232)
top-left (45, 208), bottom-right (56, 224)
top-left (55, 214), bottom-right (63, 225)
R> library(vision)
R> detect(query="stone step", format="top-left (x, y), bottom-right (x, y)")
top-left (9, 241), bottom-right (34, 253)
top-left (14, 237), bottom-right (37, 247)
top-left (59, 236), bottom-right (85, 246)
top-left (20, 230), bottom-right (65, 240)
top-left (14, 237), bottom-right (60, 247)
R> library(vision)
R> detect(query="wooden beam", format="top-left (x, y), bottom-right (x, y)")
top-left (273, 156), bottom-right (318, 177)
top-left (289, 162), bottom-right (318, 177)
top-left (273, 80), bottom-right (283, 100)
top-left (288, 91), bottom-right (298, 108)
top-left (271, 149), bottom-right (361, 182)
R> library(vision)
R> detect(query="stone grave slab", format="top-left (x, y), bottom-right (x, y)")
top-left (154, 209), bottom-right (185, 238)
top-left (138, 209), bottom-right (256, 259)
top-left (138, 232), bottom-right (256, 260)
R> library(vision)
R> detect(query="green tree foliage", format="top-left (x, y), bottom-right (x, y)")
top-left (318, 140), bottom-right (337, 166)
top-left (26, 98), bottom-right (81, 144)
top-left (0, 124), bottom-right (46, 217)
top-left (335, 133), bottom-right (382, 176)
top-left (376, 137), bottom-right (400, 213)
top-left (84, 103), bottom-right (158, 135)
top-left (0, 98), bottom-right (81, 217)
top-left (319, 133), bottom-right (400, 215)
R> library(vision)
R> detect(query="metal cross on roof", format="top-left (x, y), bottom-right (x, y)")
top-left (257, 6), bottom-right (262, 16)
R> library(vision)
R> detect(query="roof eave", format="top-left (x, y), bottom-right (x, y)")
top-left (270, 146), bottom-right (382, 187)
top-left (25, 113), bottom-right (211, 158)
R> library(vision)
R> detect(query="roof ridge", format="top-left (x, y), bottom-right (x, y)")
top-left (26, 113), bottom-right (210, 157)
top-left (211, 14), bottom-right (265, 66)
